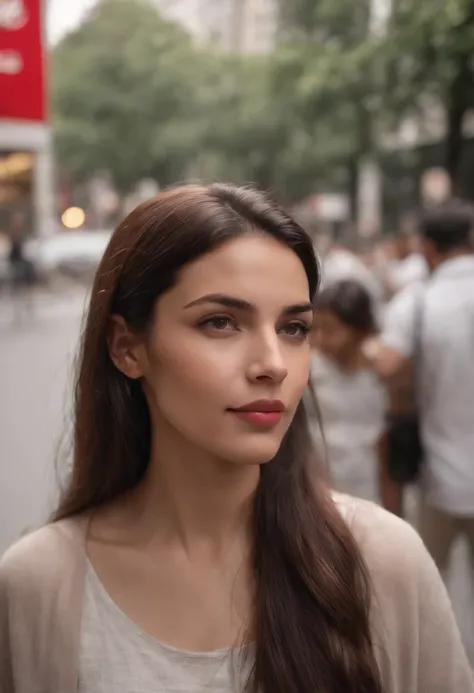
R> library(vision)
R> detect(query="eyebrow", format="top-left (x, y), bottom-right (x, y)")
top-left (183, 293), bottom-right (313, 316)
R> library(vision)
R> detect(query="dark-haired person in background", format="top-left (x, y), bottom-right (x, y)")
top-left (371, 202), bottom-right (474, 583)
top-left (0, 186), bottom-right (472, 692)
top-left (310, 280), bottom-right (394, 506)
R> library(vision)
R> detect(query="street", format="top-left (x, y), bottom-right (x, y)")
top-left (0, 288), bottom-right (472, 663)
top-left (0, 288), bottom-right (86, 551)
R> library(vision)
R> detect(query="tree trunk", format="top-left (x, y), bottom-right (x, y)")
top-left (446, 102), bottom-right (465, 197)
top-left (348, 155), bottom-right (359, 224)
top-left (445, 56), bottom-right (471, 197)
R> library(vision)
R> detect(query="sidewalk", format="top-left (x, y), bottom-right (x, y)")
top-left (405, 488), bottom-right (474, 665)
top-left (0, 281), bottom-right (89, 329)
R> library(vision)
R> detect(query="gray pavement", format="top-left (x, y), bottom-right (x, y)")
top-left (0, 289), bottom-right (85, 551)
top-left (405, 490), bottom-right (474, 664)
top-left (447, 543), bottom-right (474, 664)
top-left (0, 289), bottom-right (472, 663)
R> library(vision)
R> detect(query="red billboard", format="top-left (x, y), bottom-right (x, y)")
top-left (0, 0), bottom-right (46, 121)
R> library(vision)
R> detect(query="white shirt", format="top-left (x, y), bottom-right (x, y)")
top-left (310, 353), bottom-right (388, 503)
top-left (386, 254), bottom-right (429, 293)
top-left (382, 255), bottom-right (474, 515)
top-left (79, 561), bottom-right (253, 693)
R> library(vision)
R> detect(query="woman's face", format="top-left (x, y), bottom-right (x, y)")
top-left (312, 309), bottom-right (359, 362)
top-left (137, 233), bottom-right (313, 467)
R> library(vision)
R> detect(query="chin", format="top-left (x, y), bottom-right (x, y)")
top-left (222, 437), bottom-right (284, 467)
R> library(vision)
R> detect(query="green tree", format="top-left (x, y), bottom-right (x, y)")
top-left (52, 0), bottom-right (299, 198)
top-left (52, 0), bottom-right (392, 206)
top-left (385, 0), bottom-right (474, 192)
top-left (189, 54), bottom-right (286, 188)
top-left (274, 0), bottom-right (383, 213)
top-left (278, 0), bottom-right (372, 42)
top-left (51, 0), bottom-right (200, 193)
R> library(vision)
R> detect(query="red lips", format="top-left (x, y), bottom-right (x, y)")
top-left (229, 400), bottom-right (285, 427)
top-left (232, 399), bottom-right (285, 413)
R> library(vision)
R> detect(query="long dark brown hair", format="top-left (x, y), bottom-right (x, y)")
top-left (54, 184), bottom-right (383, 693)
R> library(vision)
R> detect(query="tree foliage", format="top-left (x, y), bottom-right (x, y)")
top-left (52, 0), bottom-right (474, 203)
top-left (51, 0), bottom-right (200, 193)
top-left (51, 0), bottom-right (366, 201)
top-left (274, 0), bottom-right (383, 216)
top-left (384, 0), bottom-right (474, 189)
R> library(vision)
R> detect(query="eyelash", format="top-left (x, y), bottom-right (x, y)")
top-left (197, 316), bottom-right (312, 340)
top-left (198, 316), bottom-right (236, 331)
top-left (283, 322), bottom-right (312, 339)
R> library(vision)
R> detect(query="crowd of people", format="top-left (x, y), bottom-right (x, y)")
top-left (312, 200), bottom-right (474, 596)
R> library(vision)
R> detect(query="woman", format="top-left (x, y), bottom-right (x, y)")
top-left (310, 280), bottom-right (392, 504)
top-left (0, 184), bottom-right (472, 693)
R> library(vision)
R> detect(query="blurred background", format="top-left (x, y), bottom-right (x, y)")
top-left (0, 0), bottom-right (473, 660)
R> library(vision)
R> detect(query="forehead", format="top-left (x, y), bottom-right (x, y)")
top-left (168, 233), bottom-right (310, 307)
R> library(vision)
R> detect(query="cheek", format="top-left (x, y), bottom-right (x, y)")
top-left (287, 345), bottom-right (311, 399)
top-left (145, 336), bottom-right (232, 412)
top-left (141, 333), bottom-right (311, 464)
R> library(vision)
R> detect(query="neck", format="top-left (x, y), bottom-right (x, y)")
top-left (431, 246), bottom-right (471, 271)
top-left (126, 423), bottom-right (259, 555)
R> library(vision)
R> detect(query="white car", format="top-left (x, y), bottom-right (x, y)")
top-left (0, 230), bottom-right (113, 285)
top-left (27, 230), bottom-right (113, 278)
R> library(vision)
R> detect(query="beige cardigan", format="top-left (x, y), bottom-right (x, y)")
top-left (0, 497), bottom-right (473, 693)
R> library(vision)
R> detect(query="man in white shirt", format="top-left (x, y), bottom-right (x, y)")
top-left (381, 231), bottom-right (429, 296)
top-left (371, 202), bottom-right (474, 575)
top-left (386, 250), bottom-right (428, 294)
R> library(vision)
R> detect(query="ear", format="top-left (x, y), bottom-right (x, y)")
top-left (107, 314), bottom-right (145, 380)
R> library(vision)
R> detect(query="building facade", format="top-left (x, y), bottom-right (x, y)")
top-left (153, 0), bottom-right (202, 38)
top-left (238, 0), bottom-right (277, 54)
top-left (0, 0), bottom-right (54, 238)
top-left (156, 0), bottom-right (278, 54)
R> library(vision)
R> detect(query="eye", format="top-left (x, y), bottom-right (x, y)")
top-left (280, 321), bottom-right (312, 339)
top-left (198, 316), bottom-right (237, 332)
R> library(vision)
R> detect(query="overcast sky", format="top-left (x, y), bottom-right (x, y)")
top-left (47, 0), bottom-right (98, 45)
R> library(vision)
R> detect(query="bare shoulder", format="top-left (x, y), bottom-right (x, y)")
top-left (0, 517), bottom-right (88, 591)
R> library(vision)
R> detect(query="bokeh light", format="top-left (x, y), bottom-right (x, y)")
top-left (61, 206), bottom-right (85, 229)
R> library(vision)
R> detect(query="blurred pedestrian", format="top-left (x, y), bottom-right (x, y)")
top-left (0, 186), bottom-right (472, 693)
top-left (7, 212), bottom-right (36, 324)
top-left (321, 241), bottom-right (384, 318)
top-left (8, 212), bottom-right (30, 285)
top-left (377, 227), bottom-right (428, 298)
top-left (310, 280), bottom-right (393, 505)
top-left (370, 201), bottom-right (474, 580)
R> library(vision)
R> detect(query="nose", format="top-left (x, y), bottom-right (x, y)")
top-left (246, 330), bottom-right (288, 384)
